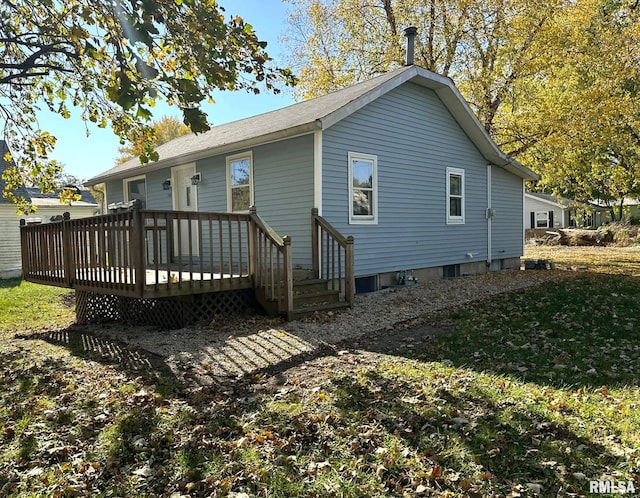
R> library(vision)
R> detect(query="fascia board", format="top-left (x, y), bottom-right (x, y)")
top-left (86, 124), bottom-right (319, 185)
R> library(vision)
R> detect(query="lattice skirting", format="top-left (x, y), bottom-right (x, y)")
top-left (76, 289), bottom-right (257, 329)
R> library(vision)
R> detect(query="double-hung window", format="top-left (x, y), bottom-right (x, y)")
top-left (535, 211), bottom-right (549, 228)
top-left (349, 152), bottom-right (378, 224)
top-left (446, 167), bottom-right (465, 224)
top-left (227, 152), bottom-right (253, 212)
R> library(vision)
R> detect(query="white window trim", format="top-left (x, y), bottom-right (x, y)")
top-left (446, 167), bottom-right (465, 225)
top-left (535, 211), bottom-right (549, 228)
top-left (124, 175), bottom-right (147, 208)
top-left (348, 152), bottom-right (378, 225)
top-left (226, 151), bottom-right (254, 212)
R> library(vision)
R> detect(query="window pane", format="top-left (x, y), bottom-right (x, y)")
top-left (353, 189), bottom-right (373, 216)
top-left (127, 179), bottom-right (146, 208)
top-left (353, 160), bottom-right (373, 188)
top-left (232, 186), bottom-right (251, 211)
top-left (449, 197), bottom-right (462, 217)
top-left (449, 175), bottom-right (462, 196)
top-left (536, 212), bottom-right (548, 228)
top-left (231, 159), bottom-right (250, 187)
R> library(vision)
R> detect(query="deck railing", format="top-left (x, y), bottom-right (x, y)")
top-left (21, 206), bottom-right (352, 318)
top-left (21, 207), bottom-right (262, 299)
top-left (311, 208), bottom-right (354, 307)
top-left (249, 207), bottom-right (294, 320)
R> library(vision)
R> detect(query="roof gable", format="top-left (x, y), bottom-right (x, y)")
top-left (87, 66), bottom-right (537, 184)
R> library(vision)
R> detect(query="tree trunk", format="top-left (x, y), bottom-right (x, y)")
top-left (557, 229), bottom-right (613, 246)
top-left (617, 200), bottom-right (624, 221)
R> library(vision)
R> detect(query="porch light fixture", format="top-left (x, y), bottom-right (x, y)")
top-left (191, 173), bottom-right (201, 186)
top-left (162, 179), bottom-right (172, 190)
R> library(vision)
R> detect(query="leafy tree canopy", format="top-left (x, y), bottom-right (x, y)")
top-left (282, 0), bottom-right (640, 217)
top-left (115, 115), bottom-right (190, 164)
top-left (1, 0), bottom-right (296, 213)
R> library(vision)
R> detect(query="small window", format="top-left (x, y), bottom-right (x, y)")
top-left (446, 167), bottom-right (465, 224)
top-left (124, 176), bottom-right (146, 208)
top-left (349, 152), bottom-right (378, 224)
top-left (535, 211), bottom-right (549, 228)
top-left (227, 152), bottom-right (253, 212)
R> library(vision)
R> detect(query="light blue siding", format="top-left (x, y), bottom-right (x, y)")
top-left (253, 135), bottom-right (315, 268)
top-left (322, 82), bottom-right (489, 276)
top-left (194, 135), bottom-right (314, 267)
top-left (146, 169), bottom-right (173, 209)
top-left (491, 167), bottom-right (524, 259)
top-left (104, 135), bottom-right (315, 268)
top-left (194, 155), bottom-right (227, 212)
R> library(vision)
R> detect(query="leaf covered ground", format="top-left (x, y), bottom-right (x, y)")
top-left (1, 248), bottom-right (639, 497)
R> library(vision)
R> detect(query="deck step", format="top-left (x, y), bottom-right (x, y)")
top-left (256, 277), bottom-right (349, 319)
top-left (293, 289), bottom-right (340, 307)
top-left (292, 300), bottom-right (350, 320)
top-left (294, 278), bottom-right (332, 294)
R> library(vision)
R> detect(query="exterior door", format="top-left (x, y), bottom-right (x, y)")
top-left (172, 164), bottom-right (199, 258)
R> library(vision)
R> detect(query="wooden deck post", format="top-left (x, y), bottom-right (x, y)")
top-left (311, 208), bottom-right (319, 278)
top-left (345, 236), bottom-right (355, 307)
top-left (131, 206), bottom-right (145, 297)
top-left (19, 219), bottom-right (28, 279)
top-left (248, 206), bottom-right (257, 281)
top-left (62, 212), bottom-right (74, 288)
top-left (282, 235), bottom-right (294, 320)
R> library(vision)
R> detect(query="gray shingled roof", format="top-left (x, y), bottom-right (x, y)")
top-left (0, 140), bottom-right (30, 205)
top-left (26, 186), bottom-right (98, 206)
top-left (87, 65), bottom-right (537, 185)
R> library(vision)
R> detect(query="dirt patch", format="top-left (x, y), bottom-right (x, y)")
top-left (56, 270), bottom-right (563, 392)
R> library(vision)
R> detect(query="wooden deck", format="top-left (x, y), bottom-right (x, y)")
top-left (20, 206), bottom-right (354, 319)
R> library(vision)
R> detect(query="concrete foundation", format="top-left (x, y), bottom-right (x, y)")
top-left (373, 257), bottom-right (519, 292)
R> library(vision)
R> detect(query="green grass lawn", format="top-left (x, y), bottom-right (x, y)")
top-left (1, 251), bottom-right (639, 497)
top-left (0, 279), bottom-right (74, 337)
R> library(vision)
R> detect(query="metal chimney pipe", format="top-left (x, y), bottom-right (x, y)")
top-left (404, 26), bottom-right (417, 66)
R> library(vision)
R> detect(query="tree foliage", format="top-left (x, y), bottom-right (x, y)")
top-left (115, 115), bottom-right (190, 164)
top-left (283, 0), bottom-right (640, 217)
top-left (527, 0), bottom-right (640, 220)
top-left (0, 0), bottom-right (296, 213)
top-left (283, 0), bottom-right (561, 141)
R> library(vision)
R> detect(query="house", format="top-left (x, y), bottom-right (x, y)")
top-left (86, 64), bottom-right (536, 287)
top-left (0, 141), bottom-right (99, 279)
top-left (525, 192), bottom-right (608, 229)
top-left (23, 63), bottom-right (537, 324)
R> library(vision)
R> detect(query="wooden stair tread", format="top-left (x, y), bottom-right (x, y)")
top-left (292, 300), bottom-right (350, 319)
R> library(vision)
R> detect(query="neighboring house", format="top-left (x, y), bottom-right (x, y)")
top-left (86, 64), bottom-right (537, 291)
top-left (525, 192), bottom-right (608, 229)
top-left (0, 141), bottom-right (99, 279)
top-left (25, 186), bottom-right (100, 221)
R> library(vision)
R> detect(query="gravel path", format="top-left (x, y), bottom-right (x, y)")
top-left (92, 270), bottom-right (566, 383)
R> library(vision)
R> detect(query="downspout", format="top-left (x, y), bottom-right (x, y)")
top-left (313, 129), bottom-right (323, 214)
top-left (487, 164), bottom-right (492, 266)
top-left (522, 179), bottom-right (526, 252)
top-left (313, 129), bottom-right (323, 277)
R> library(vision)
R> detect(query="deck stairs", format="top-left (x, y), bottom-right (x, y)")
top-left (256, 269), bottom-right (350, 319)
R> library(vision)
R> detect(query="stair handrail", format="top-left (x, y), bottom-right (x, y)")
top-left (311, 208), bottom-right (354, 307)
top-left (249, 206), bottom-right (293, 319)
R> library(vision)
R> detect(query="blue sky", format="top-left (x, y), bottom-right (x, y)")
top-left (38, 0), bottom-right (295, 181)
